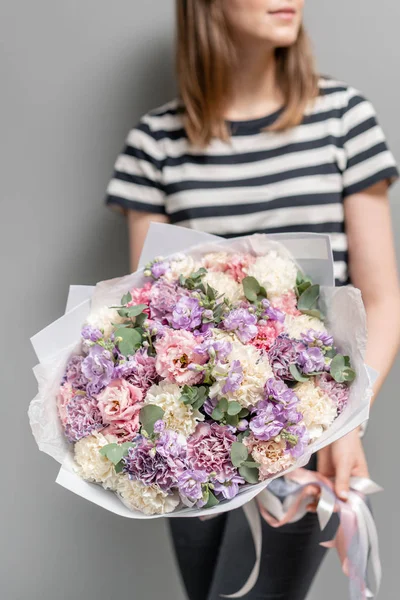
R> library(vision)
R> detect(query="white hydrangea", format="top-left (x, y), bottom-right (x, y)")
top-left (201, 252), bottom-right (230, 271)
top-left (86, 306), bottom-right (125, 339)
top-left (164, 254), bottom-right (201, 282)
top-left (210, 340), bottom-right (274, 408)
top-left (295, 379), bottom-right (337, 442)
top-left (284, 314), bottom-right (327, 339)
top-left (245, 251), bottom-right (297, 298)
top-left (117, 475), bottom-right (180, 515)
top-left (203, 271), bottom-right (245, 304)
top-left (74, 432), bottom-right (120, 490)
top-left (144, 381), bottom-right (203, 437)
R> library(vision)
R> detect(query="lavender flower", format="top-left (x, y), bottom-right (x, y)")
top-left (149, 280), bottom-right (181, 322)
top-left (223, 308), bottom-right (258, 344)
top-left (151, 261), bottom-right (170, 279)
top-left (65, 355), bottom-right (89, 390)
top-left (298, 347), bottom-right (325, 374)
top-left (153, 420), bottom-right (165, 434)
top-left (123, 438), bottom-right (176, 492)
top-left (261, 299), bottom-right (285, 323)
top-left (81, 345), bottom-right (114, 396)
top-left (302, 329), bottom-right (334, 347)
top-left (268, 335), bottom-right (305, 381)
top-left (196, 339), bottom-right (232, 362)
top-left (156, 429), bottom-right (187, 460)
top-left (265, 378), bottom-right (298, 408)
top-left (249, 403), bottom-right (285, 441)
top-left (285, 423), bottom-right (310, 458)
top-left (212, 474), bottom-right (245, 500)
top-left (203, 396), bottom-right (218, 417)
top-left (178, 470), bottom-right (208, 502)
top-left (171, 296), bottom-right (203, 330)
top-left (81, 325), bottom-right (103, 342)
top-left (64, 395), bottom-right (103, 442)
top-left (222, 360), bottom-right (243, 394)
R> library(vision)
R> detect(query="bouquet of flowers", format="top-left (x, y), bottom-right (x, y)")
top-left (29, 225), bottom-right (374, 523)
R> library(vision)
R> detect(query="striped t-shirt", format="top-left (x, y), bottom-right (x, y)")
top-left (105, 77), bottom-right (398, 285)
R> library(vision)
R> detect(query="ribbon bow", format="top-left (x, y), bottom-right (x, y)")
top-left (222, 469), bottom-right (382, 600)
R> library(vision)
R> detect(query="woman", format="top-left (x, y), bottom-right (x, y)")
top-left (105, 1), bottom-right (400, 598)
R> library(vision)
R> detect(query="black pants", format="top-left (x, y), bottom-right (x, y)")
top-left (169, 455), bottom-right (339, 600)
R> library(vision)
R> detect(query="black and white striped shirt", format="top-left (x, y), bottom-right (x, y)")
top-left (105, 77), bottom-right (398, 285)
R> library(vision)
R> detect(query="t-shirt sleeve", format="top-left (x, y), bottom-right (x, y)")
top-left (105, 117), bottom-right (166, 215)
top-left (341, 90), bottom-right (399, 197)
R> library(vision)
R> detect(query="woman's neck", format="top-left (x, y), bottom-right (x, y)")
top-left (224, 43), bottom-right (283, 122)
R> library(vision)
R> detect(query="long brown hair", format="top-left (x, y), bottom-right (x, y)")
top-left (176, 0), bottom-right (319, 147)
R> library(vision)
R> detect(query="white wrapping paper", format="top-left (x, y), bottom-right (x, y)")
top-left (28, 224), bottom-right (375, 519)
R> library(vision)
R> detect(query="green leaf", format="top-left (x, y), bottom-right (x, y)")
top-left (135, 313), bottom-right (147, 327)
top-left (117, 308), bottom-right (130, 318)
top-left (227, 401), bottom-right (242, 416)
top-left (125, 304), bottom-right (147, 317)
top-left (242, 276), bottom-right (261, 303)
top-left (190, 268), bottom-right (207, 280)
top-left (241, 459), bottom-right (260, 469)
top-left (211, 407), bottom-right (224, 421)
top-left (121, 292), bottom-right (132, 306)
top-left (206, 285), bottom-right (217, 301)
top-left (226, 413), bottom-right (240, 427)
top-left (231, 441), bottom-right (249, 467)
top-left (217, 398), bottom-right (228, 413)
top-left (140, 404), bottom-right (165, 435)
top-left (115, 327), bottom-right (143, 356)
top-left (238, 408), bottom-right (250, 419)
top-left (342, 368), bottom-right (356, 382)
top-left (237, 430), bottom-right (250, 442)
top-left (289, 364), bottom-right (309, 382)
top-left (298, 284), bottom-right (320, 311)
top-left (239, 464), bottom-right (260, 484)
top-left (114, 461), bottom-right (124, 474)
top-left (330, 354), bottom-right (345, 377)
top-left (99, 443), bottom-right (126, 465)
top-left (301, 308), bottom-right (325, 321)
top-left (204, 490), bottom-right (220, 509)
top-left (325, 348), bottom-right (337, 358)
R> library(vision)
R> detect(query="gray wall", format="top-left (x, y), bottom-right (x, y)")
top-left (1, 1), bottom-right (398, 599)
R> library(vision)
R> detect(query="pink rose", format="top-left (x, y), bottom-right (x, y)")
top-left (251, 320), bottom-right (284, 352)
top-left (102, 420), bottom-right (140, 443)
top-left (154, 329), bottom-right (207, 385)
top-left (97, 379), bottom-right (143, 434)
top-left (272, 291), bottom-right (302, 317)
top-left (57, 382), bottom-right (74, 427)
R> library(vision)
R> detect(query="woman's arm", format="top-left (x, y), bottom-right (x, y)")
top-left (127, 210), bottom-right (169, 272)
top-left (318, 180), bottom-right (400, 500)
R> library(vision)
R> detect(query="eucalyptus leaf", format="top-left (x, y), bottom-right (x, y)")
top-left (217, 398), bottom-right (228, 413)
top-left (289, 364), bottom-right (309, 383)
top-left (211, 407), bottom-right (224, 421)
top-left (99, 443), bottom-right (125, 465)
top-left (115, 327), bottom-right (143, 356)
top-left (226, 413), bottom-right (240, 427)
top-left (342, 368), bottom-right (356, 382)
top-left (140, 404), bottom-right (165, 435)
top-left (297, 284), bottom-right (320, 311)
top-left (241, 460), bottom-right (260, 469)
top-left (239, 465), bottom-right (260, 484)
top-left (114, 461), bottom-right (124, 474)
top-left (227, 401), bottom-right (242, 416)
top-left (125, 304), bottom-right (147, 317)
top-left (231, 441), bottom-right (248, 467)
top-left (135, 313), bottom-right (147, 327)
top-left (242, 276), bottom-right (260, 303)
top-left (204, 490), bottom-right (220, 509)
top-left (301, 308), bottom-right (325, 321)
top-left (238, 408), bottom-right (250, 418)
top-left (117, 308), bottom-right (130, 318)
top-left (237, 430), bottom-right (250, 442)
top-left (121, 292), bottom-right (132, 306)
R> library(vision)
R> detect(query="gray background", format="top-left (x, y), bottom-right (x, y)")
top-left (1, 1), bottom-right (398, 599)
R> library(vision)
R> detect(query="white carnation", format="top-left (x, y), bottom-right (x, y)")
top-left (201, 252), bottom-right (230, 270)
top-left (74, 432), bottom-right (120, 490)
top-left (210, 340), bottom-right (274, 408)
top-left (144, 381), bottom-right (203, 437)
top-left (86, 306), bottom-right (125, 339)
top-left (245, 251), bottom-right (297, 298)
top-left (203, 271), bottom-right (245, 304)
top-left (117, 475), bottom-right (180, 515)
top-left (284, 314), bottom-right (327, 339)
top-left (295, 380), bottom-right (337, 441)
top-left (164, 254), bottom-right (201, 282)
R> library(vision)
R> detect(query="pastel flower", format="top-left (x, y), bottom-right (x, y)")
top-left (112, 348), bottom-right (158, 392)
top-left (154, 329), bottom-right (208, 386)
top-left (249, 403), bottom-right (285, 441)
top-left (264, 378), bottom-right (299, 408)
top-left (244, 435), bottom-right (295, 480)
top-left (57, 382), bottom-right (74, 428)
top-left (251, 321), bottom-right (284, 352)
top-left (164, 254), bottom-right (201, 282)
top-left (222, 360), bottom-right (243, 394)
top-left (123, 437), bottom-right (177, 492)
top-left (178, 470), bottom-right (208, 503)
top-left (81, 326), bottom-right (103, 343)
top-left (284, 314), bottom-right (327, 340)
top-left (301, 329), bottom-right (334, 347)
top-left (272, 291), bottom-right (302, 317)
top-left (202, 252), bottom-right (255, 283)
top-left (187, 422), bottom-right (237, 479)
top-left (74, 432), bottom-right (120, 490)
top-left (117, 476), bottom-right (179, 515)
top-left (286, 423), bottom-right (310, 458)
top-left (294, 379), bottom-right (337, 441)
top-left (298, 346), bottom-right (326, 374)
top-left (151, 261), bottom-right (170, 279)
top-left (316, 373), bottom-right (350, 415)
top-left (203, 270), bottom-right (245, 304)
top-left (85, 306), bottom-right (126, 339)
top-left (245, 251), bottom-right (297, 298)
top-left (223, 308), bottom-right (258, 344)
top-left (81, 345), bottom-right (114, 396)
top-left (261, 299), bottom-right (286, 323)
top-left (212, 474), bottom-right (245, 500)
top-left (127, 282), bottom-right (152, 311)
top-left (145, 382), bottom-right (203, 437)
top-left (97, 379), bottom-right (143, 435)
top-left (101, 419), bottom-right (141, 443)
top-left (268, 335), bottom-right (305, 381)
top-left (171, 296), bottom-right (203, 330)
top-left (64, 393), bottom-right (103, 442)
top-left (149, 280), bottom-right (182, 322)
top-left (65, 355), bottom-right (89, 390)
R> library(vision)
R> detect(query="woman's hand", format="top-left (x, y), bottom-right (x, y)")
top-left (317, 428), bottom-right (369, 501)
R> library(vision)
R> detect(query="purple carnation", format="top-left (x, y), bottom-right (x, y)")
top-left (301, 329), bottom-right (334, 347)
top-left (268, 335), bottom-right (305, 381)
top-left (187, 422), bottom-right (236, 479)
top-left (261, 299), bottom-right (285, 323)
top-left (81, 345), bottom-right (114, 396)
top-left (123, 438), bottom-right (177, 492)
top-left (64, 395), bottom-right (103, 442)
top-left (223, 308), bottom-right (258, 344)
top-left (222, 360), bottom-right (243, 394)
top-left (171, 295), bottom-right (203, 330)
top-left (113, 348), bottom-right (158, 392)
top-left (249, 402), bottom-right (285, 441)
top-left (178, 470), bottom-right (208, 502)
top-left (65, 355), bottom-right (89, 390)
top-left (298, 347), bottom-right (325, 374)
top-left (212, 474), bottom-right (245, 500)
top-left (317, 373), bottom-right (350, 414)
top-left (149, 280), bottom-right (180, 322)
